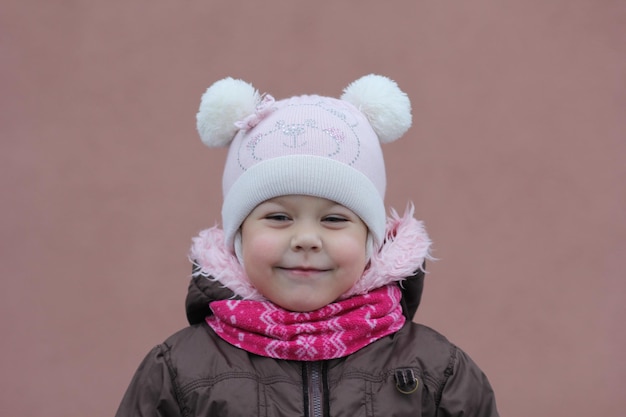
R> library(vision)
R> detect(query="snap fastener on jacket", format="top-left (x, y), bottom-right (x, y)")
top-left (394, 368), bottom-right (419, 394)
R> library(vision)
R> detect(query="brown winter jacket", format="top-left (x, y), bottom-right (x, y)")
top-left (115, 271), bottom-right (499, 417)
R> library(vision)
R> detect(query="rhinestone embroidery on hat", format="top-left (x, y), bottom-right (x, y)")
top-left (322, 127), bottom-right (346, 157)
top-left (277, 119), bottom-right (313, 147)
top-left (236, 100), bottom-right (362, 171)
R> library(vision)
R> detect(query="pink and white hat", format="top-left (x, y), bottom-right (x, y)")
top-left (196, 74), bottom-right (412, 252)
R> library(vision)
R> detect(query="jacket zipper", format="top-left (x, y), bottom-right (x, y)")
top-left (303, 362), bottom-right (327, 417)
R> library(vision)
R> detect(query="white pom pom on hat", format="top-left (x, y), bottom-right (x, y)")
top-left (196, 74), bottom-right (413, 251)
top-left (196, 77), bottom-right (261, 147)
top-left (341, 74), bottom-right (412, 144)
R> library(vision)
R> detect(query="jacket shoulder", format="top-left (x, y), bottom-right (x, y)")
top-left (396, 322), bottom-right (458, 397)
top-left (403, 322), bottom-right (500, 416)
top-left (116, 324), bottom-right (262, 417)
top-left (160, 323), bottom-right (242, 380)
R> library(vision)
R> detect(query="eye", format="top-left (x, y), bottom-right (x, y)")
top-left (265, 214), bottom-right (291, 222)
top-left (323, 215), bottom-right (348, 223)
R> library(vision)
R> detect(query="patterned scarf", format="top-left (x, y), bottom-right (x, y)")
top-left (206, 284), bottom-right (405, 361)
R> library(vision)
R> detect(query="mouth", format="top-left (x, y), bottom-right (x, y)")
top-left (277, 266), bottom-right (331, 277)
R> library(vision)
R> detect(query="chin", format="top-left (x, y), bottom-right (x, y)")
top-left (279, 299), bottom-right (327, 313)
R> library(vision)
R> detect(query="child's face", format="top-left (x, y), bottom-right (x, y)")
top-left (240, 195), bottom-right (369, 312)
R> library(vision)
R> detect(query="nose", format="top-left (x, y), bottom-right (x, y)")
top-left (290, 224), bottom-right (322, 252)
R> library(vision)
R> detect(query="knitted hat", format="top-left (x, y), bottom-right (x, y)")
top-left (196, 74), bottom-right (412, 252)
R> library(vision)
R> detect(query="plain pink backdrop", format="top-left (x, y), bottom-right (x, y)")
top-left (1, 1), bottom-right (624, 416)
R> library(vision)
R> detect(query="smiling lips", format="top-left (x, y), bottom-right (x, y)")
top-left (277, 266), bottom-right (331, 277)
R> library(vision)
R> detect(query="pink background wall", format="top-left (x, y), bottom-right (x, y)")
top-left (2, 1), bottom-right (624, 416)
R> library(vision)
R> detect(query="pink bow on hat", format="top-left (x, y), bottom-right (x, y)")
top-left (234, 94), bottom-right (276, 131)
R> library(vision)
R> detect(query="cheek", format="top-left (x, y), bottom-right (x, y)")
top-left (331, 235), bottom-right (368, 268)
top-left (242, 233), bottom-right (282, 265)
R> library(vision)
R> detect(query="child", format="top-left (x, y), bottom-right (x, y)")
top-left (116, 75), bottom-right (499, 416)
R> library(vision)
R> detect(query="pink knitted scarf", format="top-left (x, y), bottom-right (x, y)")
top-left (206, 284), bottom-right (404, 361)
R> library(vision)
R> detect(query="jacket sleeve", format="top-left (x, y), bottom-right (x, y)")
top-left (115, 345), bottom-right (184, 417)
top-left (436, 347), bottom-right (500, 417)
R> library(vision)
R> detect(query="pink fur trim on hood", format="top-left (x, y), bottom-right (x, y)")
top-left (189, 204), bottom-right (432, 300)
